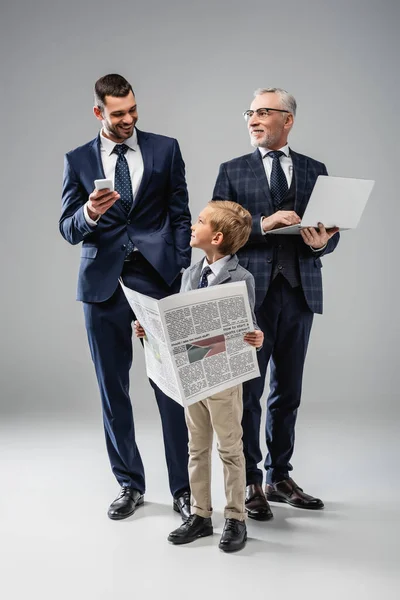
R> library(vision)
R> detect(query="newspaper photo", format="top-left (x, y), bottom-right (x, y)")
top-left (120, 280), bottom-right (260, 407)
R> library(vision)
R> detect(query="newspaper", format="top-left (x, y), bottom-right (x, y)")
top-left (120, 280), bottom-right (261, 407)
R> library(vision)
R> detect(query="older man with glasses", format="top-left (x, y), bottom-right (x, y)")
top-left (213, 87), bottom-right (340, 520)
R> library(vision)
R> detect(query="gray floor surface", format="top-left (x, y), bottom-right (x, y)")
top-left (2, 402), bottom-right (399, 600)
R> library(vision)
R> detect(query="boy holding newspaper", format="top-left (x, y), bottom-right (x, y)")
top-left (135, 201), bottom-right (263, 552)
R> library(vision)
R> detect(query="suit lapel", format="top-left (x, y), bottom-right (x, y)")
top-left (212, 269), bottom-right (231, 286)
top-left (211, 255), bottom-right (238, 286)
top-left (189, 262), bottom-right (204, 290)
top-left (89, 135), bottom-right (106, 179)
top-left (246, 150), bottom-right (274, 213)
top-left (190, 256), bottom-right (239, 289)
top-left (290, 149), bottom-right (308, 217)
top-left (132, 129), bottom-right (153, 213)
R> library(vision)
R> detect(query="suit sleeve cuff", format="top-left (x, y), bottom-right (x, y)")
top-left (260, 216), bottom-right (268, 235)
top-left (84, 203), bottom-right (100, 226)
top-left (310, 243), bottom-right (327, 252)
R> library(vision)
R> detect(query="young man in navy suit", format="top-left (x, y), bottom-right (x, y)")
top-left (213, 88), bottom-right (340, 518)
top-left (59, 74), bottom-right (192, 521)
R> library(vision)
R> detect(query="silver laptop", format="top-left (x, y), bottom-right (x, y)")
top-left (267, 175), bottom-right (375, 235)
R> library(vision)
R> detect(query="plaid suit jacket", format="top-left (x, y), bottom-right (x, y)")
top-left (212, 148), bottom-right (340, 314)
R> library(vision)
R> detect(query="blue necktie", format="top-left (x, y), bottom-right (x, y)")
top-left (198, 266), bottom-right (212, 288)
top-left (113, 144), bottom-right (135, 256)
top-left (267, 150), bottom-right (288, 209)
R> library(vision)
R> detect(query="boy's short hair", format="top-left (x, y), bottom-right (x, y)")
top-left (208, 201), bottom-right (252, 255)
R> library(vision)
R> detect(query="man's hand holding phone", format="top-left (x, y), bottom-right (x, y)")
top-left (86, 179), bottom-right (120, 220)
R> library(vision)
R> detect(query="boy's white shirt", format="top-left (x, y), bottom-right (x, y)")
top-left (200, 254), bottom-right (231, 286)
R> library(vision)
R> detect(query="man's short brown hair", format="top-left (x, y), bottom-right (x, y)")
top-left (208, 201), bottom-right (252, 255)
top-left (94, 74), bottom-right (134, 109)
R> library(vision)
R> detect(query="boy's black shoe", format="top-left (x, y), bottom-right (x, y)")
top-left (168, 514), bottom-right (213, 544)
top-left (218, 518), bottom-right (247, 552)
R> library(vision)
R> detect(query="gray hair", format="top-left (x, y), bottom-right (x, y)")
top-left (254, 87), bottom-right (297, 117)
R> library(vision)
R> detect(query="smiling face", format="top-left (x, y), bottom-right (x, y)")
top-left (93, 90), bottom-right (138, 143)
top-left (247, 92), bottom-right (294, 150)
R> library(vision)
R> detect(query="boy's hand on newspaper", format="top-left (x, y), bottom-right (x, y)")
top-left (244, 330), bottom-right (264, 348)
top-left (134, 320), bottom-right (146, 338)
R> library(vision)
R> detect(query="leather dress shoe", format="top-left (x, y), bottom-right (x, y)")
top-left (168, 514), bottom-right (213, 545)
top-left (245, 483), bottom-right (273, 521)
top-left (219, 519), bottom-right (247, 553)
top-left (173, 490), bottom-right (191, 521)
top-left (107, 487), bottom-right (144, 520)
top-left (265, 478), bottom-right (324, 509)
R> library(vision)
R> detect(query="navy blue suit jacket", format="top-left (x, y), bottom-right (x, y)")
top-left (60, 129), bottom-right (191, 302)
top-left (212, 149), bottom-right (340, 314)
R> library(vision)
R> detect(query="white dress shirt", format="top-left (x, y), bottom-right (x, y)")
top-left (199, 255), bottom-right (231, 287)
top-left (259, 143), bottom-right (292, 235)
top-left (259, 144), bottom-right (325, 251)
top-left (84, 128), bottom-right (144, 225)
top-left (259, 143), bottom-right (293, 187)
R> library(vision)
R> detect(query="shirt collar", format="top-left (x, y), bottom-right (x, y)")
top-left (100, 128), bottom-right (139, 156)
top-left (259, 143), bottom-right (290, 159)
top-left (201, 254), bottom-right (231, 277)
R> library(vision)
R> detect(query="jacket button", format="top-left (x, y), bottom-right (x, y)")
top-left (121, 244), bottom-right (126, 250)
top-left (127, 219), bottom-right (131, 225)
top-left (278, 265), bottom-right (283, 270)
top-left (267, 258), bottom-right (272, 263)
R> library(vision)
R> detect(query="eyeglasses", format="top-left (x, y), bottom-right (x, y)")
top-left (243, 108), bottom-right (290, 121)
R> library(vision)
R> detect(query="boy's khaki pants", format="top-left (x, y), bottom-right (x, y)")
top-left (185, 384), bottom-right (246, 521)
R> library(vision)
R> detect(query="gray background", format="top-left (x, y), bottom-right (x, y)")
top-left (1, 0), bottom-right (399, 598)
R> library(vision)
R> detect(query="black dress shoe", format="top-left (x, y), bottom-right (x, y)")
top-left (219, 519), bottom-right (247, 553)
top-left (107, 487), bottom-right (144, 520)
top-left (245, 483), bottom-right (273, 521)
top-left (168, 514), bottom-right (213, 545)
top-left (173, 490), bottom-right (191, 521)
top-left (265, 478), bottom-right (324, 510)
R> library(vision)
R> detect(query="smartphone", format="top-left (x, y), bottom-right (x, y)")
top-left (94, 178), bottom-right (114, 191)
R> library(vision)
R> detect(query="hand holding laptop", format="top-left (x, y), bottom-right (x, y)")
top-left (262, 210), bottom-right (301, 232)
top-left (262, 210), bottom-right (339, 249)
top-left (300, 223), bottom-right (340, 249)
top-left (265, 176), bottom-right (375, 236)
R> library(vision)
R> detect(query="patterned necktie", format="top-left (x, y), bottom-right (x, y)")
top-left (113, 144), bottom-right (135, 256)
top-left (267, 150), bottom-right (288, 209)
top-left (198, 266), bottom-right (212, 288)
top-left (113, 144), bottom-right (133, 212)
